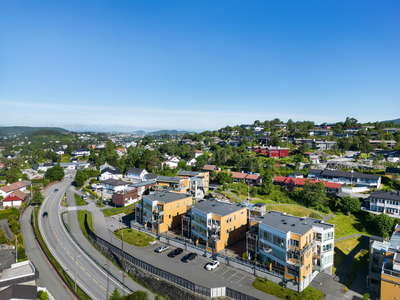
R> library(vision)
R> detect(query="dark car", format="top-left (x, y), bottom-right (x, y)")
top-left (181, 252), bottom-right (197, 263)
top-left (54, 189), bottom-right (58, 192)
top-left (167, 248), bottom-right (183, 258)
top-left (43, 211), bottom-right (48, 218)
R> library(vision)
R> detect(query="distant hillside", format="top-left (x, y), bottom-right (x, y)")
top-left (146, 129), bottom-right (196, 136)
top-left (0, 126), bottom-right (69, 135)
top-left (382, 118), bottom-right (400, 124)
top-left (132, 130), bottom-right (146, 135)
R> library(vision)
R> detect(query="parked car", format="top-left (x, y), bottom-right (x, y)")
top-left (81, 195), bottom-right (88, 200)
top-left (205, 260), bottom-right (220, 270)
top-left (42, 211), bottom-right (48, 218)
top-left (181, 252), bottom-right (197, 263)
top-left (155, 245), bottom-right (170, 253)
top-left (54, 189), bottom-right (58, 192)
top-left (167, 248), bottom-right (183, 258)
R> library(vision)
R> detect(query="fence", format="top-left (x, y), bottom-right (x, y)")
top-left (88, 216), bottom-right (261, 300)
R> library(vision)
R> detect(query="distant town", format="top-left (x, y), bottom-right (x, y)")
top-left (0, 117), bottom-right (399, 300)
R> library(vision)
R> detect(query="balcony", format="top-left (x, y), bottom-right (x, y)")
top-left (153, 209), bottom-right (164, 216)
top-left (288, 239), bottom-right (316, 257)
top-left (208, 223), bottom-right (221, 233)
top-left (287, 259), bottom-right (303, 268)
top-left (382, 266), bottom-right (400, 279)
top-left (313, 251), bottom-right (324, 260)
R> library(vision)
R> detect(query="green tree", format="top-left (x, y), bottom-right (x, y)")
top-left (109, 287), bottom-right (122, 300)
top-left (338, 196), bottom-right (361, 214)
top-left (32, 191), bottom-right (44, 206)
top-left (296, 181), bottom-right (327, 207)
top-left (215, 171), bottom-right (234, 185)
top-left (45, 165), bottom-right (65, 181)
top-left (17, 245), bottom-right (28, 261)
top-left (194, 154), bottom-right (208, 171)
top-left (375, 213), bottom-right (394, 238)
top-left (121, 290), bottom-right (150, 300)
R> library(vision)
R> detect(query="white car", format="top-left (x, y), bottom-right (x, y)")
top-left (205, 260), bottom-right (220, 270)
top-left (155, 245), bottom-right (170, 253)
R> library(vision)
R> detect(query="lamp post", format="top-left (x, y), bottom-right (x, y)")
top-left (74, 255), bottom-right (81, 292)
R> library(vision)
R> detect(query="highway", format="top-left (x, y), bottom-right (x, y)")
top-left (39, 178), bottom-right (131, 300)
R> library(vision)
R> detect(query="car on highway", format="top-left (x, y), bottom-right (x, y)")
top-left (205, 260), bottom-right (220, 270)
top-left (155, 245), bottom-right (170, 253)
top-left (181, 252), bottom-right (197, 263)
top-left (54, 189), bottom-right (58, 192)
top-left (70, 177), bottom-right (73, 180)
top-left (42, 211), bottom-right (48, 218)
top-left (167, 248), bottom-right (183, 258)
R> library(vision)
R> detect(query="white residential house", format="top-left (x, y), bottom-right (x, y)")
top-left (99, 168), bottom-right (124, 181)
top-left (187, 157), bottom-right (197, 167)
top-left (366, 191), bottom-right (400, 216)
top-left (53, 147), bottom-right (65, 155)
top-left (195, 150), bottom-right (204, 158)
top-left (254, 126), bottom-right (264, 132)
top-left (127, 167), bottom-right (148, 183)
top-left (72, 148), bottom-right (90, 157)
top-left (100, 179), bottom-right (130, 194)
top-left (0, 181), bottom-right (28, 198)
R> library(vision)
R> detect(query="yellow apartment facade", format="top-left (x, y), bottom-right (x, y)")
top-left (155, 176), bottom-right (190, 194)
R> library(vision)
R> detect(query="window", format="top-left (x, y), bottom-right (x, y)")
top-left (177, 202), bottom-right (179, 208)
top-left (322, 254), bottom-right (333, 265)
top-left (187, 200), bottom-right (189, 205)
top-left (323, 243), bottom-right (333, 252)
top-left (169, 215), bottom-right (171, 219)
top-left (234, 226), bottom-right (236, 230)
top-left (272, 248), bottom-right (286, 261)
top-left (177, 212), bottom-right (179, 216)
top-left (290, 239), bottom-right (299, 248)
top-left (273, 235), bottom-right (286, 249)
top-left (287, 266), bottom-right (298, 277)
top-left (309, 233), bottom-right (311, 242)
top-left (323, 232), bottom-right (334, 242)
top-left (234, 215), bottom-right (236, 221)
top-left (306, 236), bottom-right (308, 244)
top-left (169, 205), bottom-right (171, 210)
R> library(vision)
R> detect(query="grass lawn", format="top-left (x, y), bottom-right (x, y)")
top-left (345, 248), bottom-right (369, 288)
top-left (334, 236), bottom-right (364, 270)
top-left (253, 277), bottom-right (324, 300)
top-left (60, 154), bottom-right (72, 163)
top-left (264, 205), bottom-right (323, 220)
top-left (77, 210), bottom-right (94, 239)
top-left (329, 213), bottom-right (372, 239)
top-left (250, 199), bottom-right (278, 205)
top-left (114, 228), bottom-right (155, 247)
top-left (102, 204), bottom-right (136, 217)
top-left (74, 193), bottom-right (87, 206)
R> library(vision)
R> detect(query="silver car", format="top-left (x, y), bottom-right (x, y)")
top-left (155, 245), bottom-right (170, 253)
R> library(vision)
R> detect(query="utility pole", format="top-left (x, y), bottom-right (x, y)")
top-left (15, 236), bottom-right (18, 263)
top-left (74, 255), bottom-right (81, 292)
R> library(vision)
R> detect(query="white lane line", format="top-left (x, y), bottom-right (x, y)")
top-left (226, 272), bottom-right (238, 281)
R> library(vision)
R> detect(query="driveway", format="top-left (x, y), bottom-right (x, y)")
top-left (0, 219), bottom-right (14, 241)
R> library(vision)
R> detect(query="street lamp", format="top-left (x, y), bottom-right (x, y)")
top-left (74, 255), bottom-right (82, 292)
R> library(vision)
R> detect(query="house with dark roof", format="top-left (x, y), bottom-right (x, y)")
top-left (366, 191), bottom-right (400, 216)
top-left (126, 167), bottom-right (148, 183)
top-left (145, 173), bottom-right (158, 181)
top-left (0, 285), bottom-right (37, 300)
top-left (100, 179), bottom-right (130, 194)
top-left (0, 260), bottom-right (39, 294)
top-left (307, 169), bottom-right (381, 188)
top-left (385, 167), bottom-right (400, 177)
top-left (99, 168), bottom-right (123, 181)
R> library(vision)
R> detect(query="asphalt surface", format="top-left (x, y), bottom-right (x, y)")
top-left (78, 200), bottom-right (278, 300)
top-left (20, 205), bottom-right (76, 300)
top-left (0, 219), bottom-right (14, 240)
top-left (39, 179), bottom-right (131, 300)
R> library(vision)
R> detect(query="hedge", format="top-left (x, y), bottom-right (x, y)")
top-left (0, 207), bottom-right (20, 220)
top-left (83, 187), bottom-right (98, 199)
top-left (0, 228), bottom-right (8, 244)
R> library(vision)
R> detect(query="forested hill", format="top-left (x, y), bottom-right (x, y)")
top-left (0, 126), bottom-right (69, 135)
top-left (146, 129), bottom-right (195, 136)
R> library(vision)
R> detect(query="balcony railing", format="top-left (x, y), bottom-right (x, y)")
top-left (382, 267), bottom-right (400, 279)
top-left (287, 259), bottom-right (303, 268)
top-left (153, 210), bottom-right (164, 216)
top-left (288, 239), bottom-right (316, 257)
top-left (208, 224), bottom-right (221, 233)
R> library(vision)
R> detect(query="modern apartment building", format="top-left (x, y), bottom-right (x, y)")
top-left (135, 191), bottom-right (193, 234)
top-left (247, 211), bottom-right (335, 292)
top-left (177, 170), bottom-right (210, 199)
top-left (182, 200), bottom-right (248, 253)
top-left (155, 176), bottom-right (190, 194)
top-left (367, 224), bottom-right (400, 300)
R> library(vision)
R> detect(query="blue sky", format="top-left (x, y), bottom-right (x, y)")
top-left (1, 1), bottom-right (399, 132)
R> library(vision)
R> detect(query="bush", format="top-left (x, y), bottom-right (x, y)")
top-left (363, 293), bottom-right (369, 300)
top-left (17, 245), bottom-right (28, 261)
top-left (40, 291), bottom-right (48, 300)
top-left (17, 233), bottom-right (24, 245)
top-left (9, 219), bottom-right (20, 235)
top-left (83, 187), bottom-right (98, 199)
top-left (0, 228), bottom-right (8, 244)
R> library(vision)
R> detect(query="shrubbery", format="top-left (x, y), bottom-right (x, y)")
top-left (83, 187), bottom-right (98, 199)
top-left (0, 207), bottom-right (20, 220)
top-left (17, 245), bottom-right (28, 261)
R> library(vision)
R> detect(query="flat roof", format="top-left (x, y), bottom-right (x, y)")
top-left (145, 191), bottom-right (191, 204)
top-left (192, 200), bottom-right (245, 217)
top-left (156, 176), bottom-right (183, 183)
top-left (100, 179), bottom-right (130, 186)
top-left (389, 230), bottom-right (400, 251)
top-left (254, 211), bottom-right (334, 236)
top-left (129, 180), bottom-right (156, 188)
top-left (177, 170), bottom-right (204, 176)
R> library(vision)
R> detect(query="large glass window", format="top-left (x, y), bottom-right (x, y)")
top-left (273, 235), bottom-right (286, 248)
top-left (272, 248), bottom-right (286, 261)
top-left (323, 231), bottom-right (334, 242)
top-left (322, 254), bottom-right (333, 265)
top-left (290, 239), bottom-right (299, 248)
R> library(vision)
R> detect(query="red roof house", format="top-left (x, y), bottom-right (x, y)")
top-left (2, 190), bottom-right (28, 207)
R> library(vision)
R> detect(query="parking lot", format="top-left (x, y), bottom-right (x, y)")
top-left (146, 242), bottom-right (255, 289)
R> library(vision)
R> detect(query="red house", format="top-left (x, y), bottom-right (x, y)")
top-left (267, 147), bottom-right (290, 158)
top-left (2, 190), bottom-right (28, 207)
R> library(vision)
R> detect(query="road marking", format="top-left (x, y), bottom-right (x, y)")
top-left (67, 251), bottom-right (70, 255)
top-left (80, 266), bottom-right (85, 271)
top-left (100, 285), bottom-right (106, 291)
top-left (86, 272), bottom-right (91, 277)
top-left (93, 278), bottom-right (98, 284)
top-left (236, 276), bottom-right (246, 284)
top-left (218, 269), bottom-right (230, 277)
top-left (63, 246), bottom-right (66, 250)
top-left (226, 272), bottom-right (238, 281)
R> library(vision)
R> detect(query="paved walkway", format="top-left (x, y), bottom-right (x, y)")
top-left (0, 219), bottom-right (14, 240)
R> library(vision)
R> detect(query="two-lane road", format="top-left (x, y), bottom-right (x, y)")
top-left (39, 179), bottom-right (131, 299)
